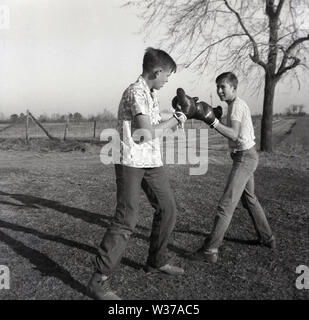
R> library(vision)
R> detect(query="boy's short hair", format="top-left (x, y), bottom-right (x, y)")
top-left (216, 72), bottom-right (238, 89)
top-left (143, 47), bottom-right (177, 73)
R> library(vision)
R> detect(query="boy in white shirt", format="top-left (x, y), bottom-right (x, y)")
top-left (188, 72), bottom-right (275, 263)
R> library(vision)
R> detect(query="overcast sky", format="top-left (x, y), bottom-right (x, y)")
top-left (0, 0), bottom-right (308, 118)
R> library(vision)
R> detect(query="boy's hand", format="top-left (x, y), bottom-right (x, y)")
top-left (173, 111), bottom-right (187, 129)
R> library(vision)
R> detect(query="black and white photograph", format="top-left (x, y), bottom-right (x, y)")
top-left (0, 0), bottom-right (308, 306)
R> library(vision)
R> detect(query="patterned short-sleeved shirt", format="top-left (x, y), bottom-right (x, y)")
top-left (116, 76), bottom-right (163, 168)
top-left (227, 97), bottom-right (256, 152)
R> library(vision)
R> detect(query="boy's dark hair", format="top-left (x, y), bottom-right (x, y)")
top-left (143, 47), bottom-right (177, 73)
top-left (216, 72), bottom-right (238, 89)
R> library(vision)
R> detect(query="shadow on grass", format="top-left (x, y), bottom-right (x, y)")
top-left (0, 190), bottom-right (151, 241)
top-left (0, 228), bottom-right (88, 297)
top-left (224, 237), bottom-right (261, 246)
top-left (0, 191), bottom-right (263, 296)
top-left (0, 192), bottom-right (153, 297)
top-left (0, 190), bottom-right (192, 270)
top-left (175, 235), bottom-right (261, 258)
top-left (0, 218), bottom-right (143, 273)
top-left (0, 191), bottom-right (259, 258)
top-left (0, 190), bottom-right (201, 246)
top-left (0, 190), bottom-right (114, 228)
top-left (0, 200), bottom-right (39, 209)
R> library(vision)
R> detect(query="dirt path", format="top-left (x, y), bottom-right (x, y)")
top-left (277, 117), bottom-right (309, 152)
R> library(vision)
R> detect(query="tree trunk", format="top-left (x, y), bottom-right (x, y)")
top-left (260, 74), bottom-right (277, 152)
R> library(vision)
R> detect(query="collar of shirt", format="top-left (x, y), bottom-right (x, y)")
top-left (137, 75), bottom-right (156, 100)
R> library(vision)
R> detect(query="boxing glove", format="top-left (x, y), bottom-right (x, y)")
top-left (213, 106), bottom-right (223, 121)
top-left (172, 88), bottom-right (197, 119)
top-left (172, 88), bottom-right (221, 127)
top-left (196, 102), bottom-right (219, 128)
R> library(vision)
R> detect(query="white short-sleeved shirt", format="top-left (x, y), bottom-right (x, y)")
top-left (227, 97), bottom-right (256, 152)
top-left (116, 75), bottom-right (163, 168)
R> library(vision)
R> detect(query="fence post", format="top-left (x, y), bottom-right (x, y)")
top-left (64, 115), bottom-right (69, 141)
top-left (28, 111), bottom-right (55, 140)
top-left (26, 109), bottom-right (29, 141)
top-left (93, 120), bottom-right (97, 139)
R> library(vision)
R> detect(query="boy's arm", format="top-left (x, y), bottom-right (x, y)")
top-left (214, 120), bottom-right (241, 142)
top-left (133, 114), bottom-right (181, 142)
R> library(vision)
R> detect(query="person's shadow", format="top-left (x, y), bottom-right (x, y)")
top-left (0, 190), bottom-right (260, 252)
top-left (0, 190), bottom-right (196, 254)
top-left (0, 190), bottom-right (261, 298)
top-left (0, 191), bottom-right (150, 298)
top-left (0, 190), bottom-right (195, 298)
top-left (0, 228), bottom-right (88, 297)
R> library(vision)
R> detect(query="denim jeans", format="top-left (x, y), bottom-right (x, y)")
top-left (204, 146), bottom-right (273, 251)
top-left (94, 164), bottom-right (177, 275)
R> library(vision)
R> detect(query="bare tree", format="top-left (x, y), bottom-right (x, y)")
top-left (125, 0), bottom-right (309, 151)
top-left (10, 114), bottom-right (19, 123)
top-left (286, 103), bottom-right (305, 115)
top-left (298, 104), bottom-right (305, 114)
top-left (73, 112), bottom-right (83, 123)
top-left (292, 104), bottom-right (299, 113)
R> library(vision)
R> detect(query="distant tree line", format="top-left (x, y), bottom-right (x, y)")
top-left (285, 104), bottom-right (306, 117)
top-left (1, 109), bottom-right (117, 124)
top-left (1, 104), bottom-right (306, 124)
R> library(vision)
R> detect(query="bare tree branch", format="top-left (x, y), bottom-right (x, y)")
top-left (276, 0), bottom-right (286, 16)
top-left (184, 33), bottom-right (247, 68)
top-left (223, 0), bottom-right (267, 70)
top-left (276, 34), bottom-right (309, 77)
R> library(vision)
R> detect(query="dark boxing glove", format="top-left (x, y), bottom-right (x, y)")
top-left (213, 106), bottom-right (223, 121)
top-left (172, 88), bottom-right (197, 119)
top-left (172, 88), bottom-right (222, 128)
top-left (195, 101), bottom-right (220, 128)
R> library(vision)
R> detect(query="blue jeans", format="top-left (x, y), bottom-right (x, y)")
top-left (204, 147), bottom-right (273, 251)
top-left (94, 165), bottom-right (177, 275)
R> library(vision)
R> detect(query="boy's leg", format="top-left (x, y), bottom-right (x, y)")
top-left (141, 167), bottom-right (179, 271)
top-left (201, 149), bottom-right (262, 254)
top-left (187, 156), bottom-right (254, 263)
top-left (203, 160), bottom-right (251, 251)
top-left (241, 175), bottom-right (274, 244)
top-left (94, 164), bottom-right (145, 276)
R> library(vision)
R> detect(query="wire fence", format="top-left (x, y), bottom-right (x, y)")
top-left (0, 111), bottom-right (118, 141)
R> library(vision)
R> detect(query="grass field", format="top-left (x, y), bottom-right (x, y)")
top-left (0, 117), bottom-right (308, 300)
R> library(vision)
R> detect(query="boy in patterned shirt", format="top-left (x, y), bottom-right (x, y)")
top-left (187, 72), bottom-right (276, 263)
top-left (87, 48), bottom-right (187, 300)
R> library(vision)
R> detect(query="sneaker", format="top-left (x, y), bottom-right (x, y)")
top-left (87, 272), bottom-right (121, 300)
top-left (185, 248), bottom-right (218, 263)
top-left (260, 235), bottom-right (276, 250)
top-left (144, 263), bottom-right (184, 276)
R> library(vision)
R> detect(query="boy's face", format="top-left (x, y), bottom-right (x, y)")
top-left (216, 79), bottom-right (236, 102)
top-left (153, 68), bottom-right (172, 90)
